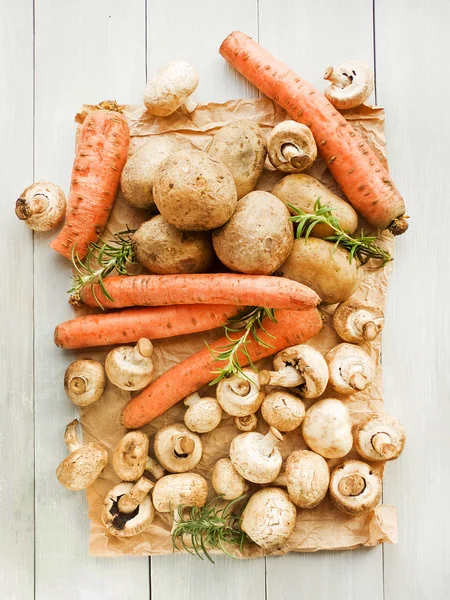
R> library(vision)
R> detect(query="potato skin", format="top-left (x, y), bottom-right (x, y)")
top-left (276, 238), bottom-right (359, 304)
top-left (207, 120), bottom-right (266, 199)
top-left (132, 215), bottom-right (214, 274)
top-left (153, 149), bottom-right (237, 231)
top-left (213, 191), bottom-right (294, 275)
top-left (272, 174), bottom-right (358, 237)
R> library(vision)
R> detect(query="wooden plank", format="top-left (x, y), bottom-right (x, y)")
top-left (34, 1), bottom-right (150, 598)
top-left (0, 1), bottom-right (34, 597)
top-left (258, 1), bottom-right (383, 598)
top-left (375, 1), bottom-right (450, 598)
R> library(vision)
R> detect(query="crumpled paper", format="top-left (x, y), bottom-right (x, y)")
top-left (72, 98), bottom-right (398, 556)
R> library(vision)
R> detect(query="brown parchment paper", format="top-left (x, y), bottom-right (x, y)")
top-left (73, 98), bottom-right (398, 557)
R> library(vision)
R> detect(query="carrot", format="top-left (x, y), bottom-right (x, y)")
top-left (121, 308), bottom-right (323, 428)
top-left (219, 32), bottom-right (408, 235)
top-left (54, 304), bottom-right (239, 350)
top-left (50, 101), bottom-right (130, 260)
top-left (75, 273), bottom-right (321, 310)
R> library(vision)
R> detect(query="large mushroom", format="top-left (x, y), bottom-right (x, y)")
top-left (216, 369), bottom-right (265, 417)
top-left (152, 473), bottom-right (208, 519)
top-left (64, 359), bottom-right (105, 407)
top-left (212, 458), bottom-right (247, 500)
top-left (144, 61), bottom-right (199, 116)
top-left (230, 426), bottom-right (283, 484)
top-left (275, 450), bottom-right (330, 509)
top-left (354, 413), bottom-right (406, 462)
top-left (183, 393), bottom-right (223, 433)
top-left (113, 431), bottom-right (165, 482)
top-left (154, 423), bottom-right (202, 473)
top-left (302, 398), bottom-right (353, 459)
top-left (333, 298), bottom-right (384, 343)
top-left (261, 391), bottom-right (305, 432)
top-left (267, 121), bottom-right (317, 173)
top-left (15, 181), bottom-right (66, 231)
top-left (323, 61), bottom-right (374, 110)
top-left (105, 338), bottom-right (154, 391)
top-left (326, 343), bottom-right (376, 394)
top-left (329, 460), bottom-right (382, 515)
top-left (102, 477), bottom-right (155, 537)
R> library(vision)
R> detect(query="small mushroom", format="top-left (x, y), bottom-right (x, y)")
top-left (329, 460), bottom-right (382, 515)
top-left (105, 338), bottom-right (154, 391)
top-left (261, 391), bottom-right (305, 432)
top-left (15, 181), bottom-right (66, 231)
top-left (154, 423), bottom-right (202, 473)
top-left (234, 414), bottom-right (258, 432)
top-left (355, 413), bottom-right (406, 462)
top-left (152, 473), bottom-right (208, 514)
top-left (323, 61), bottom-right (374, 110)
top-left (333, 298), bottom-right (384, 343)
top-left (183, 393), bottom-right (223, 433)
top-left (144, 61), bottom-right (199, 116)
top-left (267, 121), bottom-right (317, 173)
top-left (326, 343), bottom-right (376, 394)
top-left (102, 477), bottom-right (155, 537)
top-left (113, 431), bottom-right (165, 482)
top-left (277, 450), bottom-right (330, 509)
top-left (212, 458), bottom-right (247, 500)
top-left (259, 344), bottom-right (328, 398)
top-left (241, 488), bottom-right (296, 549)
top-left (230, 426), bottom-right (283, 484)
top-left (64, 359), bottom-right (106, 406)
top-left (55, 419), bottom-right (108, 491)
top-left (216, 369), bottom-right (265, 417)
top-left (302, 398), bottom-right (353, 459)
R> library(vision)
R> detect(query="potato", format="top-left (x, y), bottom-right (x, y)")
top-left (213, 191), bottom-right (294, 275)
top-left (153, 149), bottom-right (237, 231)
top-left (272, 174), bottom-right (358, 237)
top-left (207, 120), bottom-right (266, 199)
top-left (276, 237), bottom-right (359, 304)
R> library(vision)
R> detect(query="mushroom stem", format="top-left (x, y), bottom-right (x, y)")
top-left (67, 375), bottom-right (88, 396)
top-left (259, 365), bottom-right (305, 388)
top-left (235, 414), bottom-right (258, 432)
top-left (183, 392), bottom-right (202, 407)
top-left (324, 66), bottom-right (351, 87)
top-left (362, 319), bottom-right (382, 341)
top-left (15, 193), bottom-right (49, 220)
top-left (118, 477), bottom-right (154, 514)
top-left (254, 427), bottom-right (283, 457)
top-left (145, 457), bottom-right (165, 480)
top-left (182, 96), bottom-right (198, 114)
top-left (349, 370), bottom-right (369, 391)
top-left (173, 435), bottom-right (195, 456)
top-left (337, 474), bottom-right (366, 497)
top-left (371, 432), bottom-right (397, 459)
top-left (272, 471), bottom-right (288, 486)
top-left (229, 377), bottom-right (251, 397)
top-left (64, 419), bottom-right (83, 453)
top-left (280, 143), bottom-right (310, 171)
top-left (135, 338), bottom-right (154, 360)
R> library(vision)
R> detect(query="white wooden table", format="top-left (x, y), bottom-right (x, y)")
top-left (1, 0), bottom-right (449, 598)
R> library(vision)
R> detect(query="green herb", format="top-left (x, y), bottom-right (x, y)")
top-left (288, 199), bottom-right (392, 267)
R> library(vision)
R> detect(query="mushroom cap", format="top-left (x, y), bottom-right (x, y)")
top-left (241, 488), bottom-right (297, 549)
top-left (113, 431), bottom-right (150, 481)
top-left (333, 298), bottom-right (384, 343)
top-left (105, 339), bottom-right (154, 391)
top-left (234, 414), bottom-right (258, 432)
top-left (302, 398), bottom-right (353, 459)
top-left (261, 391), bottom-right (305, 432)
top-left (324, 61), bottom-right (374, 110)
top-left (329, 460), bottom-right (382, 515)
top-left (216, 369), bottom-right (265, 417)
top-left (273, 344), bottom-right (328, 398)
top-left (144, 61), bottom-right (199, 116)
top-left (267, 121), bottom-right (317, 173)
top-left (16, 181), bottom-right (66, 231)
top-left (285, 450), bottom-right (330, 508)
top-left (211, 458), bottom-right (246, 500)
top-left (56, 442), bottom-right (108, 491)
top-left (152, 473), bottom-right (208, 512)
top-left (102, 481), bottom-right (154, 537)
top-left (229, 429), bottom-right (282, 484)
top-left (354, 412), bottom-right (406, 461)
top-left (154, 423), bottom-right (202, 473)
top-left (184, 395), bottom-right (223, 433)
top-left (64, 359), bottom-right (106, 406)
top-left (326, 343), bottom-right (376, 394)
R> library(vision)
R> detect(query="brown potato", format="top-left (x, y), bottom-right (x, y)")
top-left (213, 191), bottom-right (294, 275)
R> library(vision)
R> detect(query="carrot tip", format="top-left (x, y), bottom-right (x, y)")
top-left (95, 100), bottom-right (124, 113)
top-left (388, 216), bottom-right (409, 236)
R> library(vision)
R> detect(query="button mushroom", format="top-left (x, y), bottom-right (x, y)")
top-left (241, 488), bottom-right (296, 550)
top-left (55, 419), bottom-right (108, 491)
top-left (302, 398), bottom-right (353, 459)
top-left (152, 473), bottom-right (208, 519)
top-left (15, 181), bottom-right (66, 231)
top-left (64, 359), bottom-right (106, 407)
top-left (355, 412), bottom-right (406, 462)
top-left (267, 121), bottom-right (317, 173)
top-left (329, 460), bottom-right (382, 515)
top-left (154, 423), bottom-right (202, 473)
top-left (113, 431), bottom-right (165, 482)
top-left (282, 450), bottom-right (330, 509)
top-left (261, 391), bottom-right (305, 432)
top-left (230, 426), bottom-right (283, 484)
top-left (333, 298), bottom-right (384, 343)
top-left (234, 414), bottom-right (258, 432)
top-left (323, 61), bottom-right (374, 110)
top-left (216, 369), bottom-right (265, 417)
top-left (259, 344), bottom-right (328, 398)
top-left (105, 338), bottom-right (154, 391)
top-left (183, 393), bottom-right (223, 433)
top-left (326, 343), bottom-right (376, 394)
top-left (212, 458), bottom-right (247, 500)
top-left (102, 477), bottom-right (155, 537)
top-left (144, 61), bottom-right (199, 116)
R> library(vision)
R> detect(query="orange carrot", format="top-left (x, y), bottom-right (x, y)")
top-left (121, 308), bottom-right (323, 428)
top-left (54, 304), bottom-right (239, 350)
top-left (75, 273), bottom-right (321, 310)
top-left (50, 102), bottom-right (130, 260)
top-left (220, 32), bottom-right (408, 235)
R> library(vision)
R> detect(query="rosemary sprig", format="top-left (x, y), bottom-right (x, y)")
top-left (288, 199), bottom-right (392, 267)
top-left (171, 496), bottom-right (247, 563)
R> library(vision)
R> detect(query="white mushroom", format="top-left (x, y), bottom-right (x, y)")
top-left (267, 121), bottom-right (317, 173)
top-left (15, 181), bottom-right (66, 231)
top-left (216, 369), bottom-right (265, 417)
top-left (105, 338), bottom-right (154, 391)
top-left (153, 473), bottom-right (208, 515)
top-left (154, 423), bottom-right (202, 473)
top-left (144, 61), bottom-right (199, 116)
top-left (323, 61), bottom-right (374, 110)
top-left (230, 426), bottom-right (283, 484)
top-left (302, 398), bottom-right (353, 459)
top-left (355, 413), bottom-right (406, 462)
top-left (278, 450), bottom-right (330, 509)
top-left (333, 298), bottom-right (384, 343)
top-left (113, 431), bottom-right (165, 482)
top-left (329, 460), bottom-right (382, 515)
top-left (261, 391), bottom-right (305, 432)
top-left (55, 419), bottom-right (108, 491)
top-left (64, 359), bottom-right (105, 407)
top-left (259, 344), bottom-right (328, 398)
top-left (241, 488), bottom-right (297, 549)
top-left (102, 477), bottom-right (155, 537)
top-left (234, 414), bottom-right (258, 432)
top-left (212, 458), bottom-right (247, 500)
top-left (183, 393), bottom-right (223, 433)
top-left (326, 343), bottom-right (376, 394)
